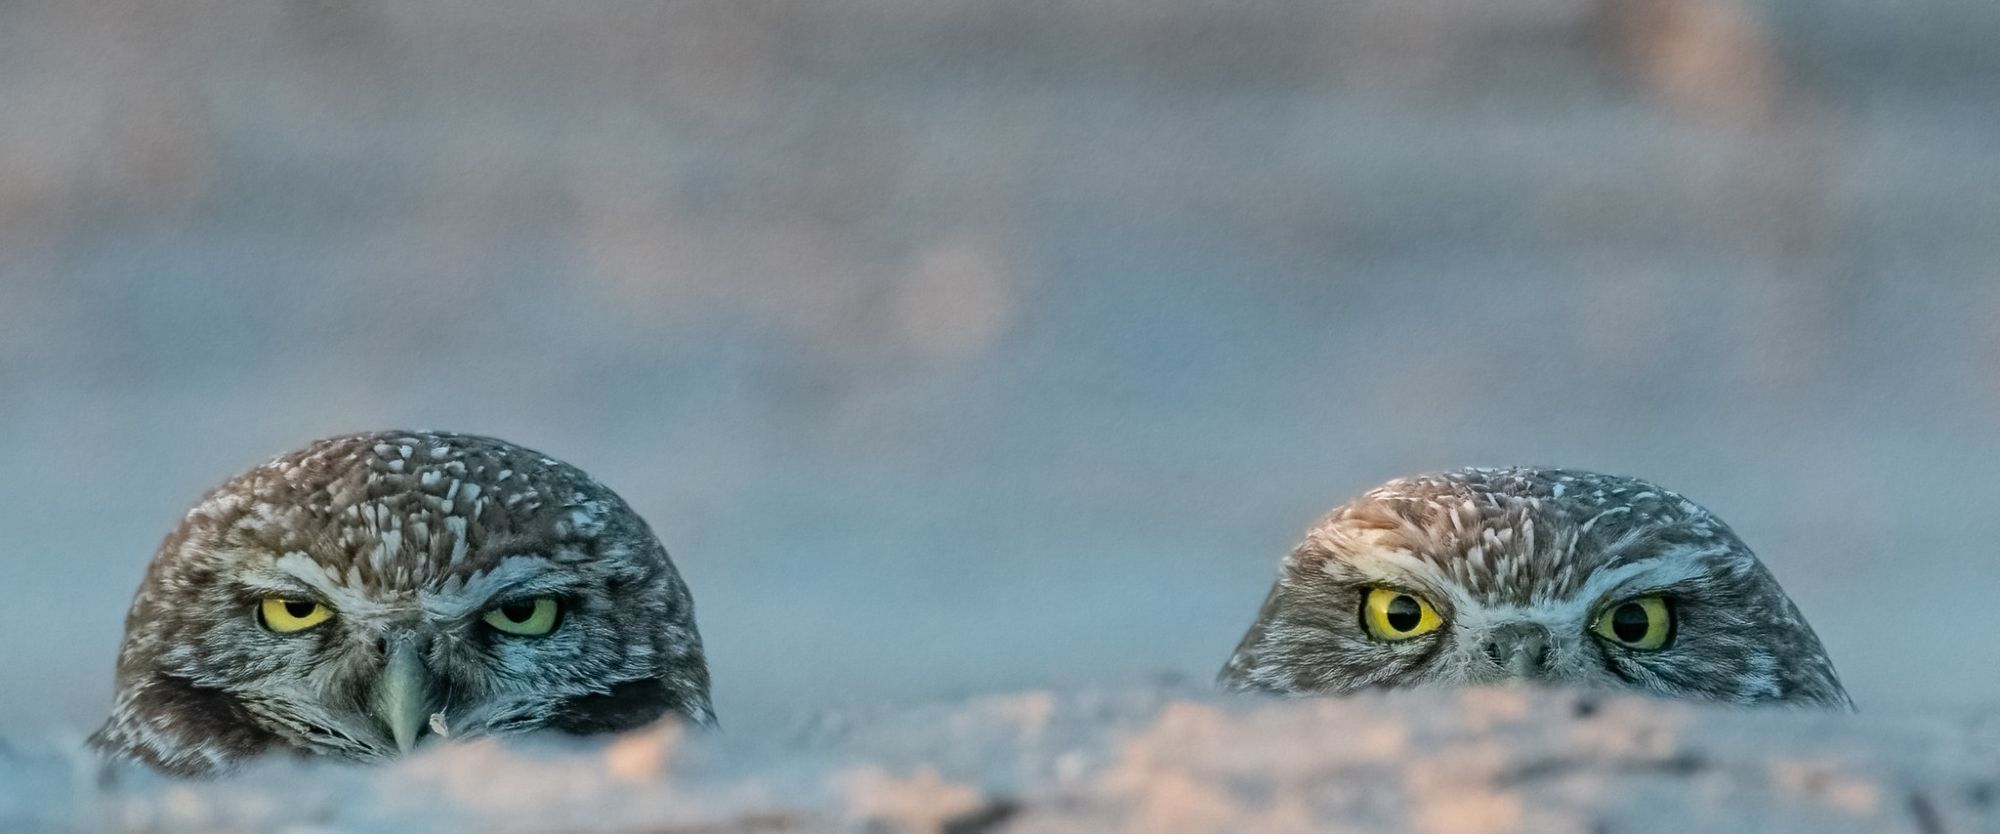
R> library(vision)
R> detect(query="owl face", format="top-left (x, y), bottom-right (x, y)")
top-left (93, 432), bottom-right (712, 775)
top-left (1220, 468), bottom-right (1850, 709)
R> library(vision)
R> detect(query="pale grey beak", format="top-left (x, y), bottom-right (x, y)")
top-left (371, 639), bottom-right (432, 755)
top-left (1484, 622), bottom-right (1553, 681)
top-left (1505, 645), bottom-right (1541, 679)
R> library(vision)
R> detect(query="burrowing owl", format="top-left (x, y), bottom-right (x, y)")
top-left (1220, 468), bottom-right (1849, 708)
top-left (92, 431), bottom-right (712, 775)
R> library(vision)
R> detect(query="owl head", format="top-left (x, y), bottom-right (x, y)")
top-left (1219, 468), bottom-right (1849, 708)
top-left (92, 431), bottom-right (712, 775)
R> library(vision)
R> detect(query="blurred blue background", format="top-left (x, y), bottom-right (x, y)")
top-left (2, 0), bottom-right (1996, 731)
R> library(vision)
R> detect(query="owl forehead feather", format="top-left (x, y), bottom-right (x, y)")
top-left (1293, 468), bottom-right (1750, 603)
top-left (181, 431), bottom-right (638, 590)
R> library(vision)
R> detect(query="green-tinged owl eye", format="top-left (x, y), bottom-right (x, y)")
top-left (1593, 596), bottom-right (1673, 650)
top-left (483, 597), bottom-right (561, 636)
top-left (259, 598), bottom-right (334, 633)
top-left (1363, 587), bottom-right (1444, 640)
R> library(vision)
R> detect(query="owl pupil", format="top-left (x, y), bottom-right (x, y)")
top-left (283, 600), bottom-right (316, 619)
top-left (1385, 595), bottom-right (1421, 632)
top-left (501, 601), bottom-right (536, 622)
top-left (1612, 603), bottom-right (1650, 642)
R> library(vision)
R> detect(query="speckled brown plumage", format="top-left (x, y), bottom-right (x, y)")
top-left (1220, 468), bottom-right (1850, 708)
top-left (92, 431), bottom-right (711, 775)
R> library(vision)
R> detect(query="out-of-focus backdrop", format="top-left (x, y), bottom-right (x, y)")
top-left (2, 0), bottom-right (1995, 732)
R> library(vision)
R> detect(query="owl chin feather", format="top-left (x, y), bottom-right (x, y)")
top-left (92, 430), bottom-right (714, 776)
top-left (1220, 467), bottom-right (1852, 710)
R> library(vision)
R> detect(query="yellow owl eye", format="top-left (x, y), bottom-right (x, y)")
top-left (259, 598), bottom-right (334, 633)
top-left (1363, 587), bottom-right (1444, 641)
top-left (482, 597), bottom-right (561, 636)
top-left (1593, 596), bottom-right (1673, 650)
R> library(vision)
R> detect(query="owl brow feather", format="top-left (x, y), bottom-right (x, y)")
top-left (424, 554), bottom-right (586, 616)
top-left (227, 572), bottom-right (320, 600)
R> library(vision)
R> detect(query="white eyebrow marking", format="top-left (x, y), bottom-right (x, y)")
top-left (1327, 537), bottom-right (1457, 595)
top-left (423, 555), bottom-right (577, 619)
top-left (247, 552), bottom-right (412, 618)
top-left (228, 552), bottom-right (322, 596)
top-left (1573, 546), bottom-right (1725, 606)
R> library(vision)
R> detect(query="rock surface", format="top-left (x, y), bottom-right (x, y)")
top-left (5, 688), bottom-right (1995, 834)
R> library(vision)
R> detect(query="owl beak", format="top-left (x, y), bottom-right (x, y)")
top-left (1504, 647), bottom-right (1540, 679)
top-left (1483, 622), bottom-right (1554, 681)
top-left (371, 639), bottom-right (434, 755)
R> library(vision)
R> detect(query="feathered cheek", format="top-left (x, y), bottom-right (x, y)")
top-left (484, 626), bottom-right (619, 692)
top-left (188, 620), bottom-right (312, 681)
top-left (1356, 649), bottom-right (1436, 690)
top-left (1328, 632), bottom-right (1430, 684)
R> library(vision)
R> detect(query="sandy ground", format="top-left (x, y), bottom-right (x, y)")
top-left (5, 687), bottom-right (1994, 834)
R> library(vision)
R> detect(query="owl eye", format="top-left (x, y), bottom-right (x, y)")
top-left (258, 597), bottom-right (334, 633)
top-left (1592, 595), bottom-right (1673, 650)
top-left (1362, 587), bottom-right (1444, 641)
top-left (482, 597), bottom-right (561, 637)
